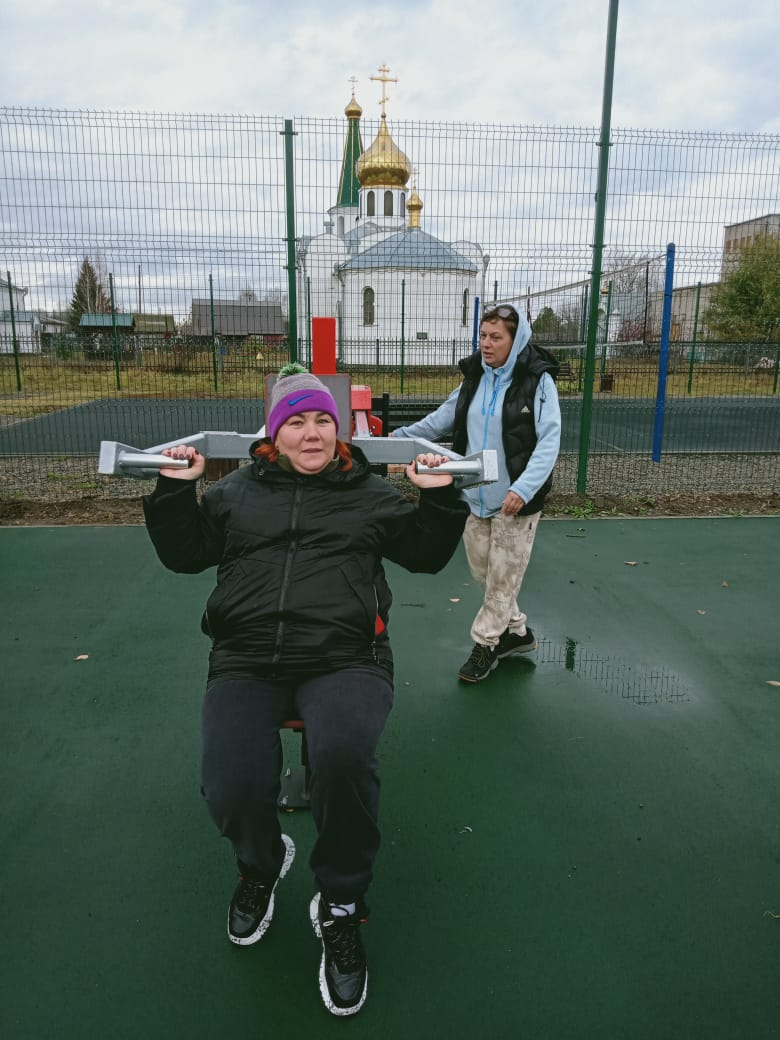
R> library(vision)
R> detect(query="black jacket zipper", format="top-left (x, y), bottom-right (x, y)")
top-left (272, 480), bottom-right (303, 663)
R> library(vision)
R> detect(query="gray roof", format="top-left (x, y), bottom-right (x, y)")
top-left (337, 229), bottom-right (478, 273)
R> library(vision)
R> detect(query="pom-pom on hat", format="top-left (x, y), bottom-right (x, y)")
top-left (267, 363), bottom-right (340, 442)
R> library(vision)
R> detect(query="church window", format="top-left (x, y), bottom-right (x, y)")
top-left (384, 190), bottom-right (393, 216)
top-left (366, 191), bottom-right (375, 217)
top-left (400, 193), bottom-right (406, 218)
top-left (462, 289), bottom-right (469, 326)
top-left (363, 286), bottom-right (375, 326)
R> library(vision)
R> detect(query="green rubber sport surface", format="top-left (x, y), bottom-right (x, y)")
top-left (1, 518), bottom-right (778, 1039)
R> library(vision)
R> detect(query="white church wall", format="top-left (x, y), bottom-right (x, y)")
top-left (333, 269), bottom-right (478, 365)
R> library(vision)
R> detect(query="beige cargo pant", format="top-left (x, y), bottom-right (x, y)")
top-left (462, 511), bottom-right (540, 648)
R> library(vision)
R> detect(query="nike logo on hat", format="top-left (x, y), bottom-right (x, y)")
top-left (287, 393), bottom-right (313, 405)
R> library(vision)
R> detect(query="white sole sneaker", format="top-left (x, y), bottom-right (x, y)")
top-left (227, 833), bottom-right (295, 945)
top-left (309, 893), bottom-right (368, 1016)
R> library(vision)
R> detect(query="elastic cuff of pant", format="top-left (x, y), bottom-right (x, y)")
top-left (320, 890), bottom-right (369, 914)
top-left (237, 857), bottom-right (278, 884)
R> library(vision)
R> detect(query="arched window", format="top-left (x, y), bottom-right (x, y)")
top-left (384, 190), bottom-right (393, 216)
top-left (400, 193), bottom-right (406, 218)
top-left (462, 289), bottom-right (469, 326)
top-left (366, 191), bottom-right (375, 217)
top-left (363, 286), bottom-right (375, 326)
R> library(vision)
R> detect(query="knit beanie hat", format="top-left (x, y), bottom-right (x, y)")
top-left (267, 363), bottom-right (340, 442)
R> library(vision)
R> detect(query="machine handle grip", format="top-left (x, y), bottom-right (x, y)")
top-left (117, 452), bottom-right (190, 470)
top-left (414, 460), bottom-right (482, 475)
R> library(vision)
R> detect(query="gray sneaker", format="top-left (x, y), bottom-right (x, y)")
top-left (496, 627), bottom-right (537, 658)
top-left (458, 642), bottom-right (499, 682)
top-left (310, 893), bottom-right (368, 1016)
top-left (227, 834), bottom-right (295, 945)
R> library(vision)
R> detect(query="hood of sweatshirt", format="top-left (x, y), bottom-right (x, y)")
top-left (479, 310), bottom-right (532, 383)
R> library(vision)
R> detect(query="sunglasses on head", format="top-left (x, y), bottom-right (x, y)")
top-left (483, 305), bottom-right (519, 323)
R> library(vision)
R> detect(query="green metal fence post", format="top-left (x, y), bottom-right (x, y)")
top-left (686, 281), bottom-right (702, 394)
top-left (600, 279), bottom-right (612, 376)
top-left (577, 0), bottom-right (619, 494)
top-left (281, 119), bottom-right (298, 363)
top-left (773, 331), bottom-right (780, 395)
top-left (108, 273), bottom-right (121, 391)
top-left (305, 276), bottom-right (312, 367)
top-left (6, 270), bottom-right (23, 392)
top-left (209, 274), bottom-right (219, 393)
top-left (579, 284), bottom-right (589, 343)
top-left (400, 278), bottom-right (406, 395)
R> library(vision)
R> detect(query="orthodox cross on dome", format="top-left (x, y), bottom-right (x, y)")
top-left (348, 74), bottom-right (358, 96)
top-left (370, 64), bottom-right (398, 117)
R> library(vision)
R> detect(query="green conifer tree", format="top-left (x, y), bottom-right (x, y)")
top-left (68, 258), bottom-right (111, 331)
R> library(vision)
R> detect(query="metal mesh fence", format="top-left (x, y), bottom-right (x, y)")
top-left (1, 106), bottom-right (778, 504)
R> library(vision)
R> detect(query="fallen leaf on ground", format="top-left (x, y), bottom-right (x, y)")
top-left (74, 654), bottom-right (89, 661)
top-left (767, 681), bottom-right (780, 687)
top-left (449, 597), bottom-right (460, 603)
top-left (624, 561), bottom-right (637, 566)
top-left (696, 610), bottom-right (706, 615)
top-left (721, 581), bottom-right (729, 587)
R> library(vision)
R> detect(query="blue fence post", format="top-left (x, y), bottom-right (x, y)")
top-left (472, 296), bottom-right (481, 353)
top-left (652, 243), bottom-right (676, 463)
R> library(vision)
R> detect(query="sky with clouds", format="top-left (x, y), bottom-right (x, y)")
top-left (1, 0), bottom-right (778, 133)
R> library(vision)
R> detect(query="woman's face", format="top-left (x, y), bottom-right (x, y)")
top-left (274, 410), bottom-right (338, 474)
top-left (479, 318), bottom-right (515, 368)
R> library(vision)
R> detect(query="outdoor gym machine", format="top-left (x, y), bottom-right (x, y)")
top-left (98, 430), bottom-right (497, 489)
top-left (97, 372), bottom-right (498, 490)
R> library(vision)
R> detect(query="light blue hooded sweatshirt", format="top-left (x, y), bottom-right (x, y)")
top-left (393, 313), bottom-right (561, 518)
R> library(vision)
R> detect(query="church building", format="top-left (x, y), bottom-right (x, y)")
top-left (296, 67), bottom-right (488, 366)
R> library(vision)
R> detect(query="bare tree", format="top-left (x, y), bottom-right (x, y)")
top-left (600, 253), bottom-right (664, 342)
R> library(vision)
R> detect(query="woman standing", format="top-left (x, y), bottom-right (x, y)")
top-left (392, 305), bottom-right (561, 682)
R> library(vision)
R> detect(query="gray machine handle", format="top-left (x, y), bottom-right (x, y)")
top-left (117, 452), bottom-right (190, 470)
top-left (414, 459), bottom-right (482, 475)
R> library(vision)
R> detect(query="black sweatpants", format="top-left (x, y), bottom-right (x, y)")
top-left (201, 664), bottom-right (393, 904)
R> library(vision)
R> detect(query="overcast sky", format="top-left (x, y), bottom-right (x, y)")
top-left (1, 0), bottom-right (778, 133)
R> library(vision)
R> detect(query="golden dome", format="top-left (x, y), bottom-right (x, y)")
top-left (345, 94), bottom-right (362, 119)
top-left (356, 115), bottom-right (411, 188)
top-left (407, 185), bottom-right (423, 228)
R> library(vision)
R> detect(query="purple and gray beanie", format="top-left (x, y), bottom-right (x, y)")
top-left (267, 364), bottom-right (340, 441)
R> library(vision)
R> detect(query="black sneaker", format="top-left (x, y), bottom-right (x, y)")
top-left (309, 893), bottom-right (368, 1016)
top-left (458, 642), bottom-right (498, 682)
top-left (227, 834), bottom-right (295, 945)
top-left (496, 627), bottom-right (537, 658)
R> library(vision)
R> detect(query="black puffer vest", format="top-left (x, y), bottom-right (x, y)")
top-left (451, 342), bottom-right (559, 516)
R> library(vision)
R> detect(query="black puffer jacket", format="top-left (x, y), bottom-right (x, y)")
top-left (143, 444), bottom-right (468, 679)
